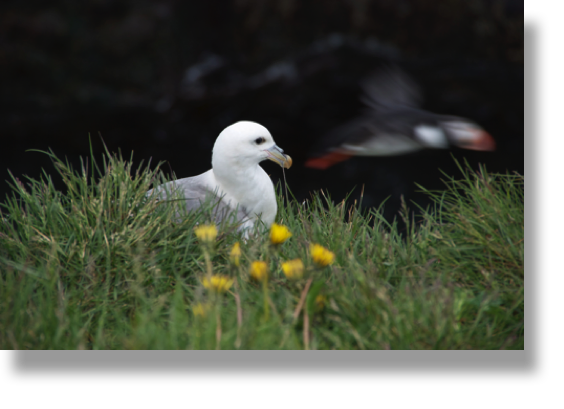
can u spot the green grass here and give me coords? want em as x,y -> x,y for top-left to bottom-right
0,149 -> 524,350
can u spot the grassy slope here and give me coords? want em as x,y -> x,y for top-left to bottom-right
0,151 -> 524,350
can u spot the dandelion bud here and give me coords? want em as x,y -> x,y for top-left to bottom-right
194,224 -> 217,243
202,275 -> 234,293
315,294 -> 327,310
192,302 -> 209,317
281,259 -> 304,280
310,243 -> 335,267
269,223 -> 292,245
250,261 -> 268,282
230,242 -> 241,266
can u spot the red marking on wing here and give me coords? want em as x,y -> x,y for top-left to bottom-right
304,152 -> 354,169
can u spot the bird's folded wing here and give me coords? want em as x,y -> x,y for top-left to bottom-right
147,175 -> 251,226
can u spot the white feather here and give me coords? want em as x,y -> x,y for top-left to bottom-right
414,125 -> 448,148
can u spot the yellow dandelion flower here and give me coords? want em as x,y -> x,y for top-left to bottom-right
315,294 -> 327,310
202,275 -> 234,293
230,242 -> 241,266
250,261 -> 268,282
281,259 -> 304,280
270,223 -> 292,245
310,243 -> 335,267
194,224 -> 217,243
192,302 -> 209,317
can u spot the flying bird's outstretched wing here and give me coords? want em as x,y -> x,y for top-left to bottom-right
359,65 -> 422,113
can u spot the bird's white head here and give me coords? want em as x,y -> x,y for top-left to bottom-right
212,121 -> 292,170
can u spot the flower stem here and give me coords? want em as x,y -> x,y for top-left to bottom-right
203,248 -> 213,279
262,277 -> 270,322
215,301 -> 222,350
303,303 -> 310,350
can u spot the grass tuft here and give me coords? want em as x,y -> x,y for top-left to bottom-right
0,151 -> 524,349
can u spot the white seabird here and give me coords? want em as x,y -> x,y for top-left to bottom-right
147,121 -> 292,232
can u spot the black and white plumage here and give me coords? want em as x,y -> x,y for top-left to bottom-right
147,121 -> 292,231
305,66 -> 495,169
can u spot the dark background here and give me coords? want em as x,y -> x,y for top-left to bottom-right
0,0 -> 523,221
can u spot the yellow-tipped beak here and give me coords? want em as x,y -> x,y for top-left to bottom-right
265,145 -> 292,169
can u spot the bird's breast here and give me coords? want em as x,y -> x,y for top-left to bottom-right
212,166 -> 277,226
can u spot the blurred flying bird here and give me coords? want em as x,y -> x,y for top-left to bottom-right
305,66 -> 495,169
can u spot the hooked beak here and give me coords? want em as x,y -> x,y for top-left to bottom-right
264,144 -> 293,169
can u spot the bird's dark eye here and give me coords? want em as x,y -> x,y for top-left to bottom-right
255,137 -> 266,145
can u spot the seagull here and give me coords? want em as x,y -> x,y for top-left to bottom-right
147,121 -> 292,232
305,66 -> 496,169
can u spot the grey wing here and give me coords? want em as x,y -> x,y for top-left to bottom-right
147,175 -> 214,213
147,175 -> 251,226
360,65 -> 422,113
